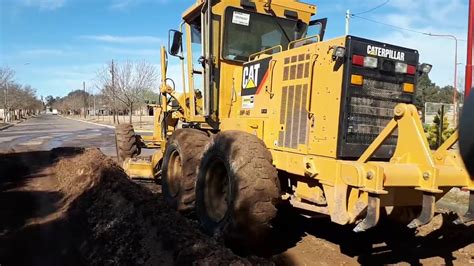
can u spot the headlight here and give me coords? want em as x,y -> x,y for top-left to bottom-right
332,46 -> 346,61
395,62 -> 407,73
363,56 -> 378,68
419,63 -> 433,74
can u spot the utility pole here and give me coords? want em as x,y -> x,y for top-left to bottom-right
345,10 -> 351,35
437,105 -> 445,148
4,82 -> 8,123
83,81 -> 87,118
111,59 -> 116,124
93,92 -> 96,117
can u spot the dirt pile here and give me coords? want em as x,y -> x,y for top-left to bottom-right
55,148 -> 268,265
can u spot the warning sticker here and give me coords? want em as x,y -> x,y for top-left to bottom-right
242,95 -> 254,109
232,11 -> 250,26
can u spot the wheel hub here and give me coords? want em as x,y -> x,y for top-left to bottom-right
204,158 -> 230,222
168,150 -> 182,197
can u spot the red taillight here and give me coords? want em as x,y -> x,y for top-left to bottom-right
407,65 -> 417,75
352,55 -> 364,66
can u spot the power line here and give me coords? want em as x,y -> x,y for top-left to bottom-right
352,14 -> 428,35
352,0 -> 390,16
351,14 -> 467,41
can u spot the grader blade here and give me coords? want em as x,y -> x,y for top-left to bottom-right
453,191 -> 474,225
407,193 -> 436,229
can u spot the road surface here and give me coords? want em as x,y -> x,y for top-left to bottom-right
0,115 -> 117,155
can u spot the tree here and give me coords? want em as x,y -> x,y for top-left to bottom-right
415,74 -> 462,117
97,60 -> 158,123
0,66 -> 16,122
0,67 -> 43,120
415,74 -> 436,109
45,95 -> 56,109
51,90 -> 91,115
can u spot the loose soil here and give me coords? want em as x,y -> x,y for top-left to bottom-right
0,148 -> 266,265
0,148 -> 472,265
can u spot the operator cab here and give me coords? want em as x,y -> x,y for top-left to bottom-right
167,0 -> 325,124
169,2 -> 327,63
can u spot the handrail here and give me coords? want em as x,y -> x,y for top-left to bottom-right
307,54 -> 318,115
249,45 -> 282,61
266,60 -> 277,98
288,34 -> 320,49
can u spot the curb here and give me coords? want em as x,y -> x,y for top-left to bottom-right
59,116 -> 153,133
0,124 -> 14,131
0,118 -> 27,131
60,115 -> 115,129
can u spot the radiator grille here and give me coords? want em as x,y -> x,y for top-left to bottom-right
346,78 -> 411,146
338,36 -> 419,159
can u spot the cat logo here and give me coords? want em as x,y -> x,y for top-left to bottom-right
241,57 -> 271,96
242,63 -> 260,89
367,45 -> 405,61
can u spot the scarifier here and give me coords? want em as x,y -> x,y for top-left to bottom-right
115,0 -> 473,241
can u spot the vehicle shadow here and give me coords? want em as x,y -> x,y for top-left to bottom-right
0,148 -> 85,265
260,202 -> 473,265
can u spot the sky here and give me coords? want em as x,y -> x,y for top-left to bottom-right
0,0 -> 470,98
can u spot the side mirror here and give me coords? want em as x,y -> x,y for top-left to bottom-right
168,30 -> 183,57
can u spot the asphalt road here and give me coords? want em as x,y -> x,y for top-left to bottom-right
0,115 -> 117,155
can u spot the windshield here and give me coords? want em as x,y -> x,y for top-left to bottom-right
223,8 -> 307,62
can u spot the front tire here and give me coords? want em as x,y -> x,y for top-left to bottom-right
196,131 -> 280,245
115,124 -> 140,165
162,129 -> 210,212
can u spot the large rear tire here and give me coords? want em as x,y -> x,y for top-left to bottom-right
196,131 -> 280,246
162,129 -> 210,212
115,124 -> 140,165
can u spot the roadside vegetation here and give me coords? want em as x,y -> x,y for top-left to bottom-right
48,60 -> 160,124
0,66 -> 44,123
415,74 -> 463,109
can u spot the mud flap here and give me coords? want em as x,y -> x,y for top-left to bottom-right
407,193 -> 435,228
353,194 -> 380,232
453,191 -> 474,225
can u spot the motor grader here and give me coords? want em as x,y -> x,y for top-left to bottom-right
115,0 -> 473,242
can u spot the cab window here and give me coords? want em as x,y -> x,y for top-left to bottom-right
222,8 -> 307,62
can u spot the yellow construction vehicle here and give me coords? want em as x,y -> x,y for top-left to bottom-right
115,0 -> 473,242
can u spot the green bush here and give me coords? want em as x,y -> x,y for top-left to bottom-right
425,109 -> 455,149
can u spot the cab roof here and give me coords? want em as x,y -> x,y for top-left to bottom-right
182,0 -> 316,23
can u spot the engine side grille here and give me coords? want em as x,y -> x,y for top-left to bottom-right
278,53 -> 310,149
